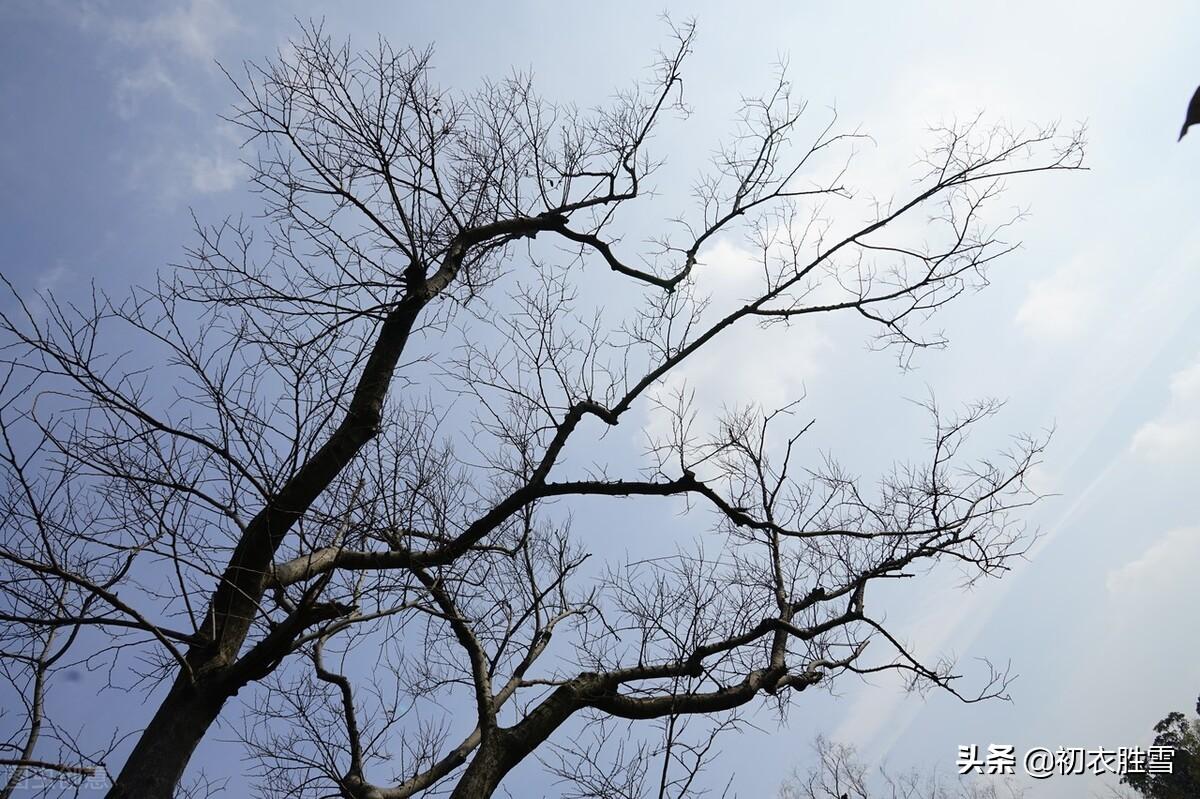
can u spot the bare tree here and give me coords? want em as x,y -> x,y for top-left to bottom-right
0,399 -> 115,798
0,20 -> 1085,799
779,737 -> 1027,799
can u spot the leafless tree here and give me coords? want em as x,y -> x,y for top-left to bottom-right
0,20 -> 1085,799
779,736 -> 1027,799
0,395 -> 114,798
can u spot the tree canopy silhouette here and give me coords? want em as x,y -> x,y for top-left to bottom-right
1123,694 -> 1200,799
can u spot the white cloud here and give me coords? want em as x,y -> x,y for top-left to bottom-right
74,0 -> 239,66
138,0 -> 239,64
1106,526 -> 1200,600
1014,255 -> 1109,340
189,153 -> 244,193
1129,420 -> 1200,462
67,1 -> 239,117
641,238 -> 832,450
1130,357 -> 1200,462
53,1 -> 247,199
113,58 -> 193,119
1168,360 -> 1200,403
1020,463 -> 1060,499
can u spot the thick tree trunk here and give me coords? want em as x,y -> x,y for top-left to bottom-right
447,684 -> 587,799
104,674 -> 228,799
447,744 -> 508,799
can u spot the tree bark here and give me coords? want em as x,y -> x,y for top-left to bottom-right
104,674 -> 227,798
447,744 -> 509,799
446,683 -> 584,799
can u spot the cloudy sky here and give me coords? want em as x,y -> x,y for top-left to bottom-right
2,2 -> 1198,796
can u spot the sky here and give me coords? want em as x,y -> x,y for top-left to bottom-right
1,1 -> 1199,797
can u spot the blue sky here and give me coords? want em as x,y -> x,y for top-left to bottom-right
2,2 -> 1199,796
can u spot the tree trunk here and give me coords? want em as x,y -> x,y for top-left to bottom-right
447,744 -> 508,799
104,674 -> 228,799
447,684 -> 586,799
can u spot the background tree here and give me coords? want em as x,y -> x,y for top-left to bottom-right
778,736 -> 1026,799
0,20 -> 1084,799
1122,694 -> 1200,799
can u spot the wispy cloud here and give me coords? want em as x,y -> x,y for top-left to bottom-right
113,57 -> 195,119
54,0 -> 248,199
1107,526 -> 1200,599
73,0 -> 239,66
1130,357 -> 1200,462
188,152 -> 245,194
640,238 -> 831,449
1014,254 -> 1111,340
70,0 -> 240,116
